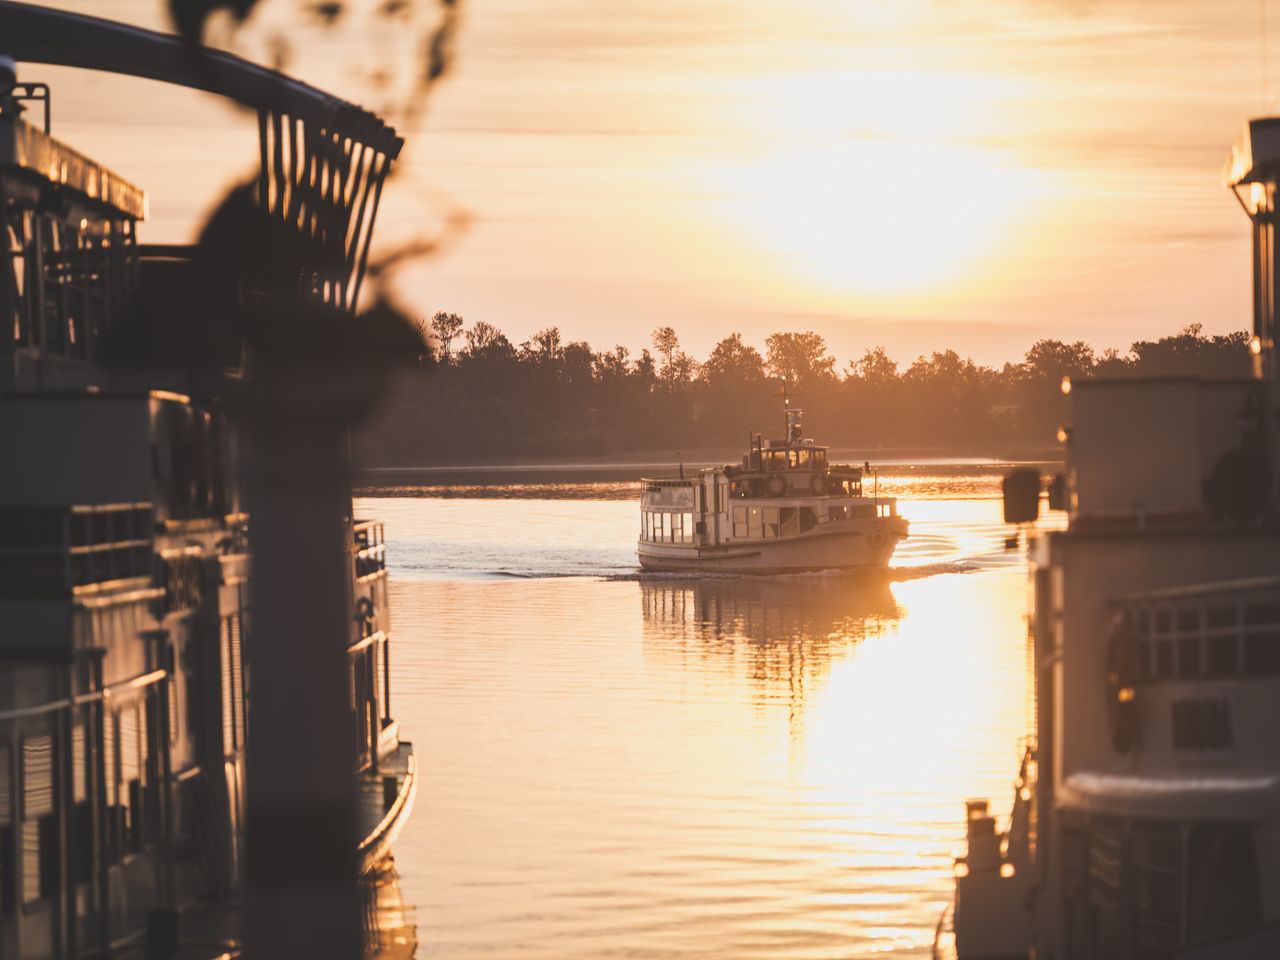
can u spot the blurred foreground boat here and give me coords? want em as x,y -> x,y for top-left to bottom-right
938,119 -> 1280,959
637,398 -> 907,573
0,6 -> 414,957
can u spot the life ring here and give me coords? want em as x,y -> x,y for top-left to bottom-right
765,475 -> 787,497
810,475 -> 825,496
869,531 -> 886,549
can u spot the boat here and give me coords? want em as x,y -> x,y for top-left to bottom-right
937,117 -> 1280,959
0,7 -> 415,957
637,397 -> 908,573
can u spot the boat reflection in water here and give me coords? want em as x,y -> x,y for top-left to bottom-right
374,496 -> 1036,958
364,862 -> 418,960
642,575 -> 899,666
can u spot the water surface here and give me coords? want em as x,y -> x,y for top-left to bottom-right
358,471 -> 1048,958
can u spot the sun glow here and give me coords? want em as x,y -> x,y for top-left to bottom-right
708,69 -> 1051,297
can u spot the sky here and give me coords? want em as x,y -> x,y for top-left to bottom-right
20,0 -> 1280,366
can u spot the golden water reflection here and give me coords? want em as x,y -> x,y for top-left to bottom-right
375,497 -> 1035,958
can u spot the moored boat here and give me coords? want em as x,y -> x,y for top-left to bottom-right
938,117 -> 1280,960
0,7 -> 416,957
637,400 -> 907,573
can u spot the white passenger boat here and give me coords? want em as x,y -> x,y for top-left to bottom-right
637,403 -> 908,573
937,118 -> 1280,960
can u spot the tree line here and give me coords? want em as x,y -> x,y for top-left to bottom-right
352,317 -> 1251,464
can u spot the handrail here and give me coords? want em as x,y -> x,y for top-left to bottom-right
0,666 -> 167,722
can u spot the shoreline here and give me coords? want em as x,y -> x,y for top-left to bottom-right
354,451 -> 1063,490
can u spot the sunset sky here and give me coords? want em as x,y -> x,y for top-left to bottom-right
25,0 -> 1278,365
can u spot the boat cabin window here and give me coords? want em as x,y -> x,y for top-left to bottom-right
763,507 -> 779,539
21,733 -> 57,904
765,450 -> 786,471
642,510 -> 694,544
728,505 -> 819,540
813,450 -> 827,469
788,449 -> 812,469
780,508 -> 798,538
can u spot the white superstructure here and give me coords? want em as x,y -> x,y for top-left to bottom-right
938,119 -> 1280,960
637,404 -> 907,573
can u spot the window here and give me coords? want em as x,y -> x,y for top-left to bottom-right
1153,642 -> 1173,679
747,506 -> 762,539
121,703 -> 142,853
799,508 -> 817,534
1244,631 -> 1280,674
104,711 -> 118,860
779,508 -> 798,538
796,449 -> 810,468
21,735 -> 56,903
763,507 -> 779,539
1207,605 -> 1237,629
1245,602 -> 1280,625
1176,638 -> 1201,678
1206,636 -> 1238,676
682,512 -> 694,544
732,506 -> 747,539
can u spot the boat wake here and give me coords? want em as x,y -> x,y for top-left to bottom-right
603,561 -> 978,583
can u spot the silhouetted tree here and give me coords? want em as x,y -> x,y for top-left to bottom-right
765,331 -> 836,388
352,318 -> 1253,464
431,311 -> 464,363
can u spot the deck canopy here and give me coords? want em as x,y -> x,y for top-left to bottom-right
0,1 -> 402,313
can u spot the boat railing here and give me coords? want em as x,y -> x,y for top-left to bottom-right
0,502 -> 154,595
1112,575 -> 1280,685
641,477 -> 698,492
1,115 -> 142,368
353,519 -> 386,578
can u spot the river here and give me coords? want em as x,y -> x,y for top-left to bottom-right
356,466 -> 1052,959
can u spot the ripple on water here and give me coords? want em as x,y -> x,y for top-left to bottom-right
357,485 -> 1059,959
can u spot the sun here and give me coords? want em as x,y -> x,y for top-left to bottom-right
705,69 -> 1050,298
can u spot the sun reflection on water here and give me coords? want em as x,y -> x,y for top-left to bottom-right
368,494 -> 1044,958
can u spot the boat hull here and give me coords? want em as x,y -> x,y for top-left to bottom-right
637,518 -> 907,574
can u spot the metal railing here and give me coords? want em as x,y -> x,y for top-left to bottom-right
0,502 -> 153,594
352,519 -> 386,579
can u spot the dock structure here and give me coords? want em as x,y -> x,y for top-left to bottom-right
0,5 -> 417,958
